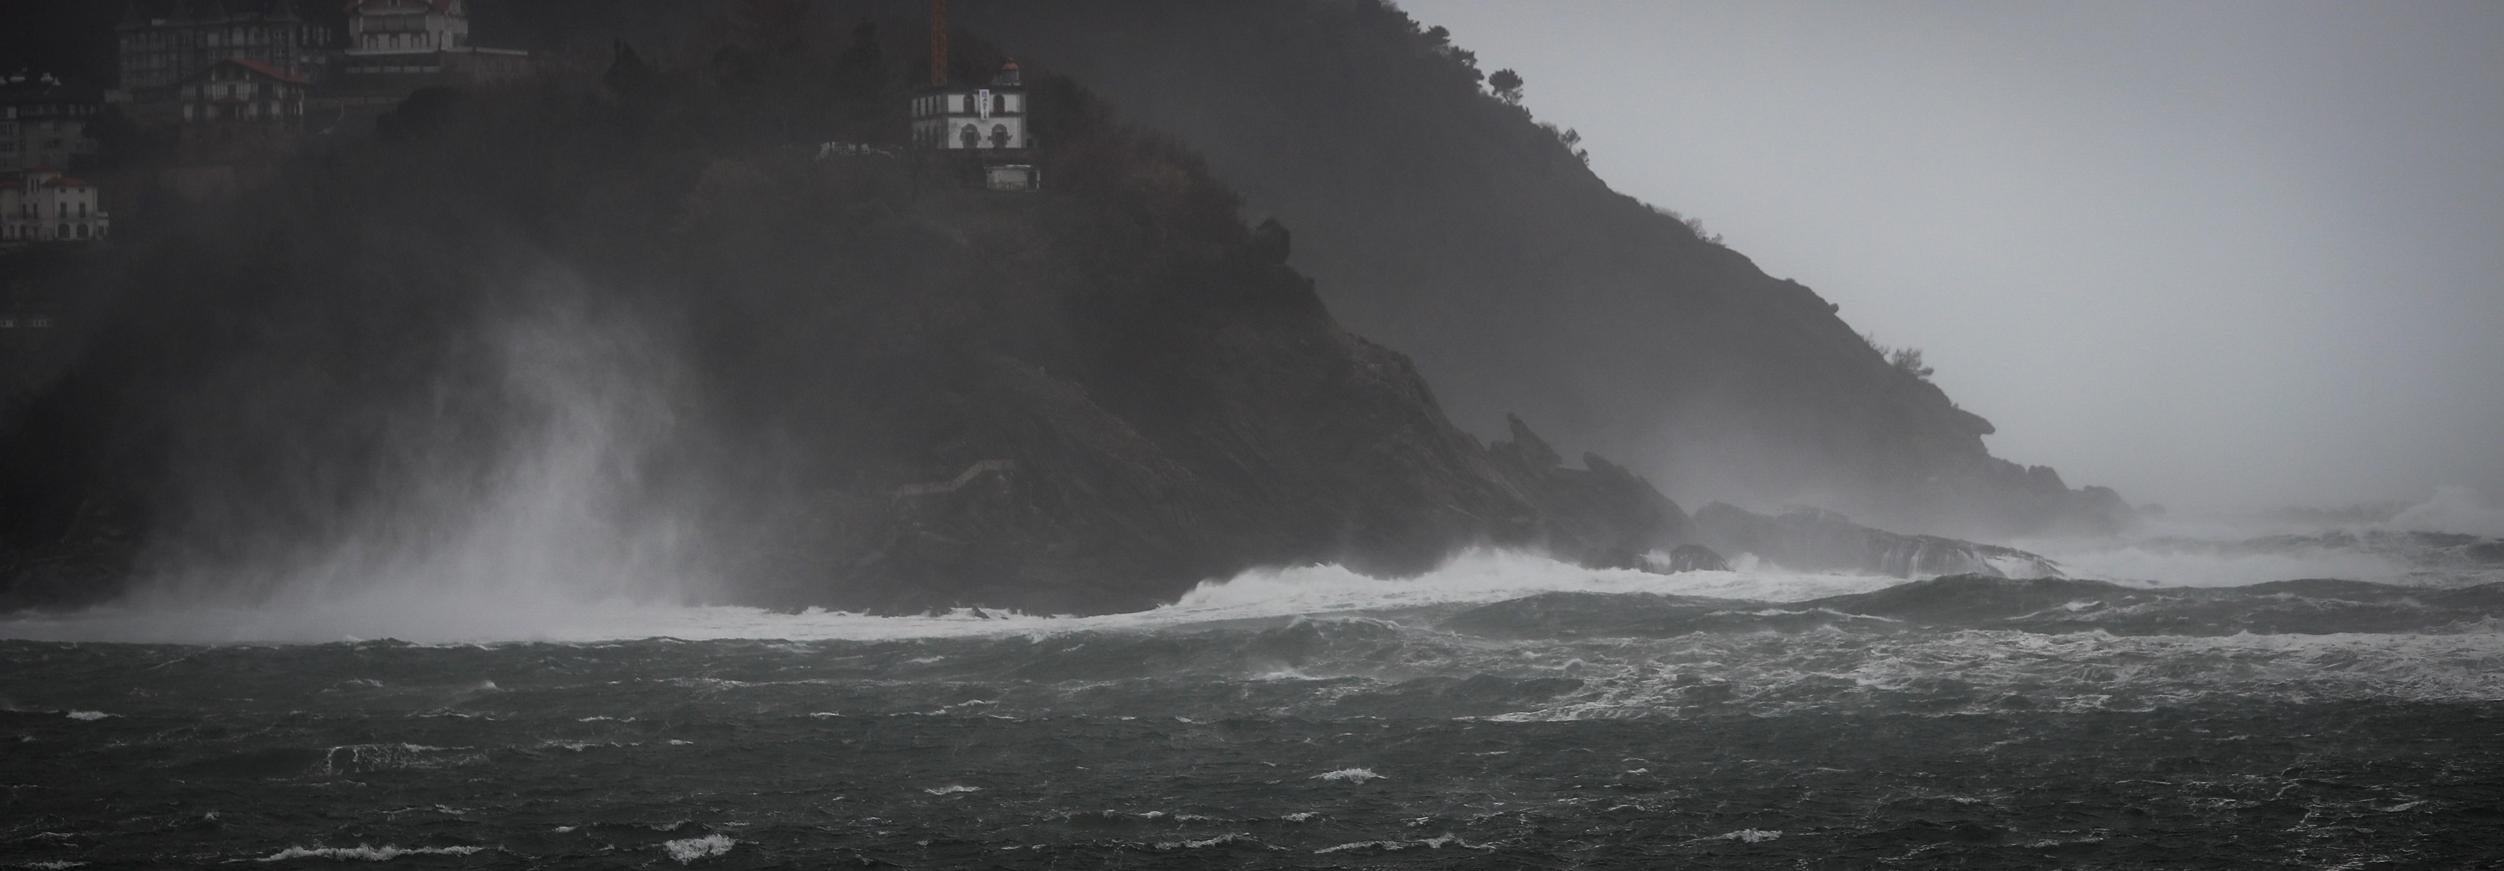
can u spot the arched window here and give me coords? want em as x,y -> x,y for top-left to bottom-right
990,124 -> 1010,149
73,223 -> 86,239
56,223 -> 69,239
959,124 -> 978,149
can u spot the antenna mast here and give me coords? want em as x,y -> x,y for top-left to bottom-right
929,0 -> 949,87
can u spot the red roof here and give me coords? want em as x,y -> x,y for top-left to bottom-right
40,176 -> 93,189
218,57 -> 310,86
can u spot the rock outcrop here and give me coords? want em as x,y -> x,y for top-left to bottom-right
1485,415 -> 1691,570
1692,503 -> 2063,579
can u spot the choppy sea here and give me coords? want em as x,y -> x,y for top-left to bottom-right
6,544 -> 2503,869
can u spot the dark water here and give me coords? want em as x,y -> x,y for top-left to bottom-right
7,575 -> 2504,868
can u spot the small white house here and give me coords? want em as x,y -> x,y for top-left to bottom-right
911,60 -> 1031,153
0,171 -> 110,244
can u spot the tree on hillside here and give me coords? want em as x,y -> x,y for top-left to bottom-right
1489,68 -> 1523,104
1889,347 -> 1935,381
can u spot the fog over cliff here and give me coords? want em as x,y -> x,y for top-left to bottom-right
1405,0 -> 2504,514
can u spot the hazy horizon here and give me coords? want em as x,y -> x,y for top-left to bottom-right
1404,0 -> 2504,514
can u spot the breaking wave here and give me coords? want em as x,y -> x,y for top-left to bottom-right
4,534 -> 2500,645
0,550 -> 1900,645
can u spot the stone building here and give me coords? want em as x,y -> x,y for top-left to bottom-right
1,172 -> 112,244
174,58 -> 308,164
0,76 -> 104,173
115,0 -> 330,95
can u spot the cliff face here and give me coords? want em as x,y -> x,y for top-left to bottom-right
925,0 -> 2132,540
0,34 -> 1703,614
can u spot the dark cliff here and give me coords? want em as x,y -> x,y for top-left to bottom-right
0,24 -> 1702,614
913,0 -> 2134,540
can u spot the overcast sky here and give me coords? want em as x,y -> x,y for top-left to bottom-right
1402,0 -> 2504,513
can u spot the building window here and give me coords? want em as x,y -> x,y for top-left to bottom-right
960,124 -> 978,149
990,124 -> 1010,149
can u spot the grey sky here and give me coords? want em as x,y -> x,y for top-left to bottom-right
1401,0 -> 2504,512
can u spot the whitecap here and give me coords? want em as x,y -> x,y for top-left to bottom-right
252,844 -> 483,862
1151,833 -> 1263,851
1313,768 -> 1385,784
924,785 -> 982,796
62,711 -> 115,721
660,834 -> 735,864
1315,834 -> 1486,854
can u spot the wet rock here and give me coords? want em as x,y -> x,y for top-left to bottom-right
1659,544 -> 1729,573
1690,503 -> 2060,578
1486,415 -> 1692,571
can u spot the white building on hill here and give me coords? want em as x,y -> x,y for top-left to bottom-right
910,60 -> 1037,190
341,0 -> 529,83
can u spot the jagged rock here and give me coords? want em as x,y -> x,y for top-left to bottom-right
1691,503 -> 2060,579
1491,413 -> 1561,471
1658,544 -> 1728,573
1486,416 -> 1690,570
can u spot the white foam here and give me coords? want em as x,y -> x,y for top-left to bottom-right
1315,834 -> 1486,853
923,784 -> 982,796
2386,486 -> 2504,537
1490,628 -> 2504,721
253,844 -> 483,862
2047,543 -> 2415,588
1151,833 -> 1262,851
0,550 -> 1900,645
62,711 -> 114,721
659,834 -> 734,864
1312,768 -> 1385,784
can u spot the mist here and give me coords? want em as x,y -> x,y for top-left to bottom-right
1403,0 -> 2504,514
118,280 -> 716,639
5,4 -> 2504,864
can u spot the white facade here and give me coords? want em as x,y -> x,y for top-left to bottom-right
1,172 -> 110,244
912,62 -> 1033,153
912,87 -> 1029,151
345,0 -> 470,56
